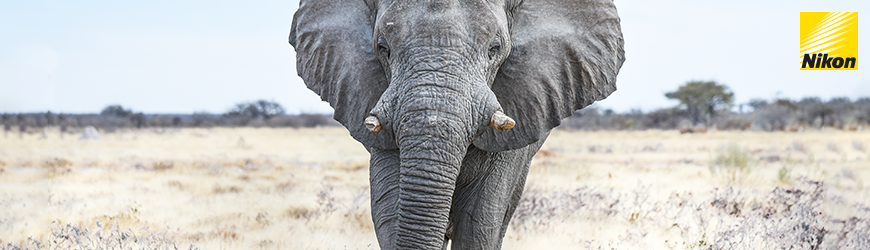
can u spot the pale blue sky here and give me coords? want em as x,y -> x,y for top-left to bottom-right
1,0 -> 868,114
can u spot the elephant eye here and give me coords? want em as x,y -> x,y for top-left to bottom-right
488,45 -> 500,59
377,43 -> 390,59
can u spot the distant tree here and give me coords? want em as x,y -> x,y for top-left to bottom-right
826,97 -> 853,128
773,99 -> 798,110
856,98 -> 870,124
563,106 -> 602,129
17,114 -> 26,136
36,113 -> 46,127
58,114 -> 68,136
130,112 -> 147,128
797,97 -> 831,127
225,100 -> 286,121
101,105 -> 133,117
192,112 -> 213,127
45,111 -> 56,126
665,80 -> 734,125
1,114 -> 10,136
296,113 -> 338,127
753,104 -> 792,131
642,107 -> 684,130
748,99 -> 769,111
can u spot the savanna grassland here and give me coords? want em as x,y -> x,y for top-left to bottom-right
1,127 -> 869,249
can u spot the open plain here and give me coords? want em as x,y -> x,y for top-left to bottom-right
1,127 -> 869,249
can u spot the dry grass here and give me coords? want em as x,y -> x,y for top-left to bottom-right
1,127 -> 869,249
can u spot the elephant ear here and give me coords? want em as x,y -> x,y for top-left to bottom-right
290,0 -> 396,149
474,0 -> 625,152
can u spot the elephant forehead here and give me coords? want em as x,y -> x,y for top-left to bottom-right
379,0 -> 502,45
426,115 -> 439,125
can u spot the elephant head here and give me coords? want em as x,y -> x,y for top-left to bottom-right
290,0 -> 624,248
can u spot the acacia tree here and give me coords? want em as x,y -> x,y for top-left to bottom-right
665,80 -> 734,125
225,100 -> 286,121
100,105 -> 133,117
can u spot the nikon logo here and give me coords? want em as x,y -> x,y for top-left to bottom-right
799,12 -> 858,70
801,53 -> 856,69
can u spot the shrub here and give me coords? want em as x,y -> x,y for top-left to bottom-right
0,221 -> 197,250
709,144 -> 752,184
510,179 -> 870,249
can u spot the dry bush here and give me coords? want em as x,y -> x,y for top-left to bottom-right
853,141 -> 866,152
286,207 -> 317,220
152,161 -> 174,171
510,179 -> 870,250
316,185 -> 338,219
41,158 -> 72,170
705,179 -> 870,250
211,185 -> 242,194
1,221 -> 197,250
512,184 -> 641,232
680,127 -> 708,134
789,141 -> 808,154
210,225 -> 239,241
342,190 -> 373,231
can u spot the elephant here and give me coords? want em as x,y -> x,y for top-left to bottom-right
289,0 -> 624,248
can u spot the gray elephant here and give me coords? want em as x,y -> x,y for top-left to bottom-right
289,0 -> 624,248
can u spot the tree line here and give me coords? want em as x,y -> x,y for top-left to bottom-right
560,81 -> 870,131
1,100 -> 338,135
3,83 -> 870,135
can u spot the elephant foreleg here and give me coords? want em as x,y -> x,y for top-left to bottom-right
448,136 -> 547,250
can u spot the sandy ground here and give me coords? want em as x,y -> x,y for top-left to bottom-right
0,127 -> 868,249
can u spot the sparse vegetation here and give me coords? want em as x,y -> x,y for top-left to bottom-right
777,165 -> 792,184
4,94 -> 870,133
709,144 -> 752,184
1,128 -> 867,249
558,93 -> 870,131
1,221 -> 196,250
0,111 -> 338,135
509,179 -> 870,249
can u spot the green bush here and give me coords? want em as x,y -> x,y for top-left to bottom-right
709,144 -> 752,184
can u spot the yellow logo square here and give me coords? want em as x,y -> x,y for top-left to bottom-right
800,12 -> 858,70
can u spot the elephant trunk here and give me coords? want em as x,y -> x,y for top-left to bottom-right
390,81 -> 477,249
396,129 -> 465,249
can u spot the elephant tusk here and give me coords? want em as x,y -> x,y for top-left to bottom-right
489,111 -> 515,132
365,116 -> 382,133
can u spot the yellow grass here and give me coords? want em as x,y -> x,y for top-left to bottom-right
0,127 -> 868,249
